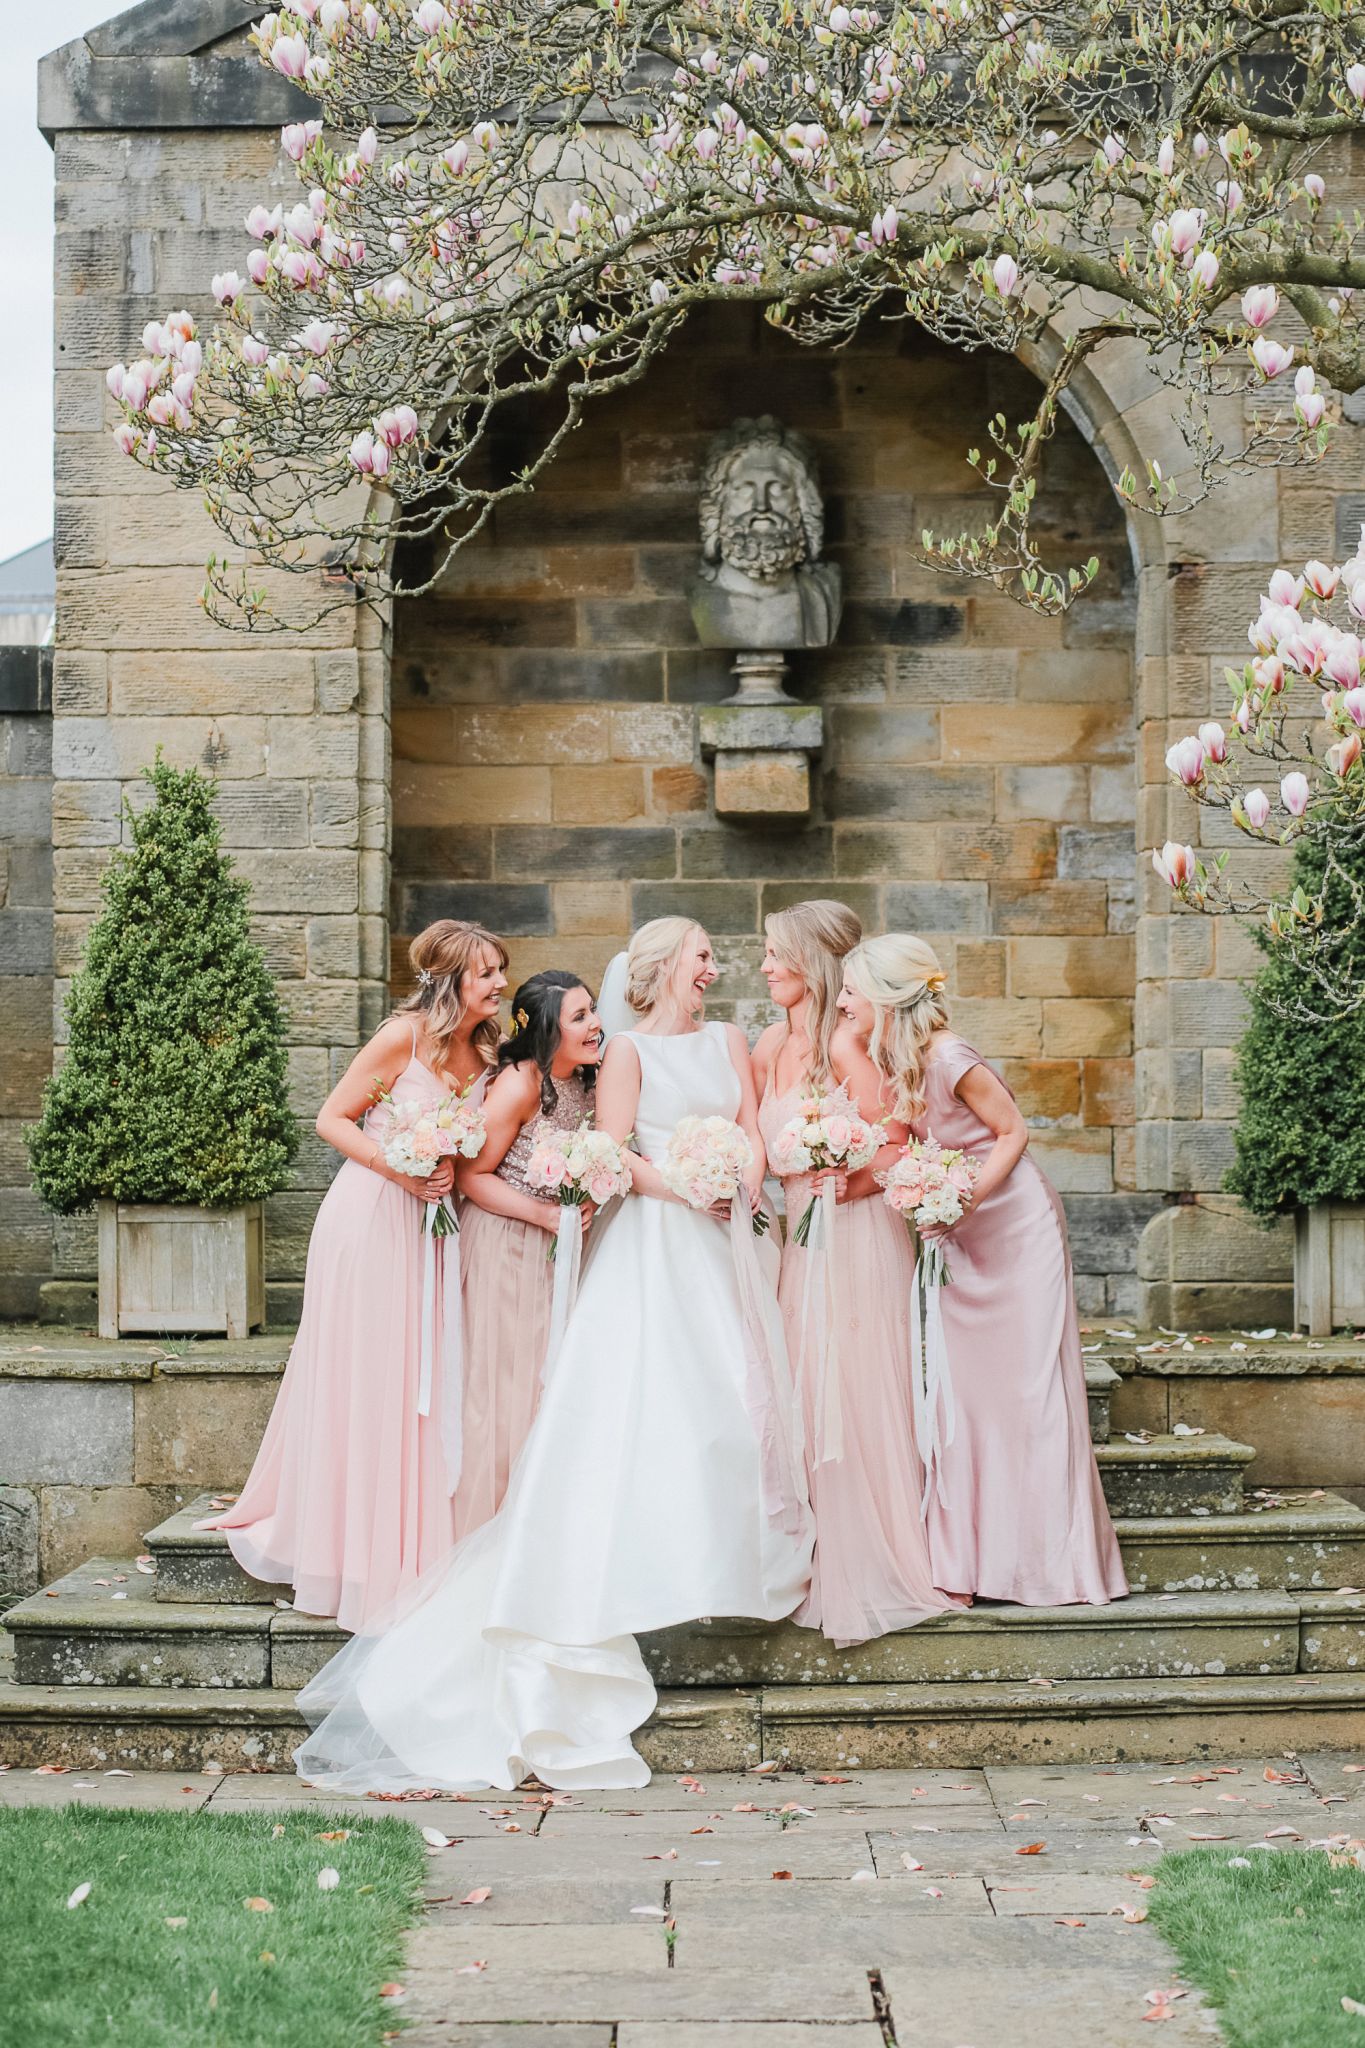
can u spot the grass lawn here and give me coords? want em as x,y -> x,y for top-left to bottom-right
1150,1847 -> 1365,2048
0,1803 -> 427,2047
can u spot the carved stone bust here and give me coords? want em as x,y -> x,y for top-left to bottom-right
688,416 -> 843,651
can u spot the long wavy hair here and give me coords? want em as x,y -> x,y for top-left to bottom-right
765,899 -> 863,1091
843,933 -> 951,1124
625,916 -> 705,1021
397,919 -> 508,1075
496,969 -> 598,1115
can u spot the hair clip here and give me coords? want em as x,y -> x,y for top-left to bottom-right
924,973 -> 946,991
416,966 -> 434,989
515,1007 -> 530,1031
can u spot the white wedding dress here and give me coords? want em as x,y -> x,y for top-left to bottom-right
294,1022 -> 812,1792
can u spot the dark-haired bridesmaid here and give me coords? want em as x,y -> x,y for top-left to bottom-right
454,969 -> 604,1540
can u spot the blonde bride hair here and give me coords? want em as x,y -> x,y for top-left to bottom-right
843,933 -> 950,1123
625,916 -> 705,1020
765,899 -> 863,1090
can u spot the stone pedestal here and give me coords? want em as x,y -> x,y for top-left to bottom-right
699,699 -> 823,819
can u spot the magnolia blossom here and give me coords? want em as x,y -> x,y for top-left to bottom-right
241,334 -> 271,366
1198,720 -> 1227,762
991,252 -> 1019,295
349,429 -> 391,475
871,205 -> 898,245
1166,735 -> 1206,785
414,0 -> 451,30
1251,336 -> 1294,379
246,204 -> 282,240
1328,732 -> 1363,777
1157,134 -> 1175,175
1347,62 -> 1365,102
1280,770 -> 1310,816
1305,559 -> 1340,600
269,33 -> 310,77
1340,685 -> 1365,725
443,140 -> 470,176
1152,841 -> 1196,886
374,404 -> 420,446
1190,249 -> 1220,290
1305,173 -> 1326,201
568,322 -> 600,348
212,271 -> 246,305
247,249 -> 271,286
281,119 -> 323,161
297,319 -> 338,355
1241,787 -> 1271,829
1241,284 -> 1279,328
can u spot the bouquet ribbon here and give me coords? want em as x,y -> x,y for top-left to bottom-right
798,1177 -> 846,1466
417,1197 -> 464,1497
730,1193 -> 807,1538
910,1240 -> 955,1514
540,1203 -> 584,1391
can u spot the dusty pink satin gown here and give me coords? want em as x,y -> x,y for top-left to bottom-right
202,1028 -> 479,1632
760,1073 -> 951,1648
914,1033 -> 1128,1607
454,1070 -> 594,1542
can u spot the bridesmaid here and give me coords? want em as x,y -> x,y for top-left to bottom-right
839,933 -> 1128,1609
454,969 -> 603,1541
753,900 -> 952,1647
203,918 -> 508,1631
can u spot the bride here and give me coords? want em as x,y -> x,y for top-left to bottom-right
294,916 -> 812,1792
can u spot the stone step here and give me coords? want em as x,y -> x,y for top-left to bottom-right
12,1561 -> 1365,1695
1085,1357 -> 1119,1444
1092,1433 -> 1254,1516
3,1666 -> 1364,1774
146,1499 -> 289,1606
1114,1492 -> 1365,1593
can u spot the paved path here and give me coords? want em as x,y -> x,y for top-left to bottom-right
5,1752 -> 1360,2043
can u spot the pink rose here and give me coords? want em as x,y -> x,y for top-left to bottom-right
824,1115 -> 852,1154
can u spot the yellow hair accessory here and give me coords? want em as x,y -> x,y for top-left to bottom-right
511,1006 -> 530,1034
923,973 -> 947,992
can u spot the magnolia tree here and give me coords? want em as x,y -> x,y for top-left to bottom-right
1156,527 -> 1365,1014
105,0 -> 1365,627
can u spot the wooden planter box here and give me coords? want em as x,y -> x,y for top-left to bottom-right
1295,1203 -> 1365,1336
97,1202 -> 265,1340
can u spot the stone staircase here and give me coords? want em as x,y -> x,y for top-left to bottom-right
4,1363 -> 1365,1773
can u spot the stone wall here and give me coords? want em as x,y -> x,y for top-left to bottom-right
390,309 -> 1153,1312
0,646 -> 54,1318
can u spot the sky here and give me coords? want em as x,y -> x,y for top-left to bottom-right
0,4 -> 129,566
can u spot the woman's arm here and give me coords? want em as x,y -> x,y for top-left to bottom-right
822,1026 -> 910,1204
456,1063 -> 559,1231
723,1022 -> 768,1203
315,1018 -> 454,1202
922,1061 -> 1029,1235
596,1035 -> 676,1203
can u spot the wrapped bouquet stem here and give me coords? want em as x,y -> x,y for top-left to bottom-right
880,1137 -> 981,1512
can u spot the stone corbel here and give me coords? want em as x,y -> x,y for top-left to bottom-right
699,679 -> 824,817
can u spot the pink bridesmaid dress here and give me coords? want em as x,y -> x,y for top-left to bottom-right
203,1025 -> 475,1632
760,1074 -> 951,1647
453,1070 -> 594,1542
914,1033 -> 1128,1607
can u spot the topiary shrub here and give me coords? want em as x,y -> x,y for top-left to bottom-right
1225,830 -> 1365,1221
27,758 -> 298,1213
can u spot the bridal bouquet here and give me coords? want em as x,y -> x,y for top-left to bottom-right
768,1091 -> 886,1246
879,1136 -> 980,1285
373,1083 -> 486,1237
527,1118 -> 633,1260
880,1136 -> 980,1508
661,1116 -> 768,1233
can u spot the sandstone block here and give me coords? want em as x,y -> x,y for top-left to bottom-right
53,715 -> 266,782
760,881 -> 880,928
954,940 -> 1007,997
612,707 -> 696,765
497,825 -> 676,882
52,847 -> 111,913
1041,998 -> 1133,1057
1016,650 -> 1132,702
1135,1047 -> 1204,1121
943,703 -> 1130,766
949,997 -> 1043,1056
651,767 -> 709,815
888,648 -> 1018,702
1028,1128 -> 1114,1192
394,762 -> 552,826
552,765 -> 647,824
0,909 -> 53,976
266,715 -> 359,781
885,881 -> 988,934
1202,1046 -> 1240,1119
824,766 -> 992,822
939,824 -> 1057,882
995,766 -> 1089,823
315,651 -> 360,712
827,707 -> 939,764
110,652 -> 314,718
211,784 -> 309,849
1062,1192 -> 1164,1273
51,779 -> 121,848
554,881 -> 631,935
306,917 -> 361,981
991,882 -> 1108,936
310,782 -> 362,848
1138,1118 -> 1238,1193
1166,977 -> 1248,1049
133,1376 -> 277,1488
232,850 -> 358,915
0,1486 -> 38,1599
999,1058 -> 1081,1122
833,824 -> 938,879
38,1484 -> 179,1587
1089,765 -> 1137,824
1136,1197 -> 1291,1284
715,752 -> 811,816
632,881 -> 760,933
401,881 -> 552,936
454,706 -> 610,766
249,918 -> 306,980
51,652 -> 108,716
1082,1058 -> 1135,1126
1057,826 -> 1134,882
0,1380 -> 134,1485
1009,936 -> 1134,999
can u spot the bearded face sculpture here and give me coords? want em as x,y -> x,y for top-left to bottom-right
689,417 -> 842,652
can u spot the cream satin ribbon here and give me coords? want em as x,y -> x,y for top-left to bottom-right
730,1193 -> 808,1538
417,1197 -> 465,1497
910,1242 -> 956,1514
539,1203 -> 585,1391
797,1177 -> 846,1466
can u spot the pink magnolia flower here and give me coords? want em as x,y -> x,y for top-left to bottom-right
212,271 -> 246,305
1102,133 -> 1124,166
1192,131 -> 1210,159
568,321 -> 600,348
1216,177 -> 1244,214
349,430 -> 390,476
1328,733 -> 1363,777
443,140 -> 469,176
320,0 -> 350,30
992,252 -> 1019,295
304,53 -> 331,85
1198,721 -> 1227,762
1241,787 -> 1271,829
1347,62 -> 1365,103
1241,284 -> 1279,328
1167,207 -> 1205,254
1340,685 -> 1365,726
1268,569 -> 1305,610
1287,618 -> 1335,676
1280,771 -> 1310,816
414,0 -> 451,32
471,120 -> 499,149
1306,559 -> 1341,601
281,119 -> 323,161
112,421 -> 140,455
280,248 -> 322,288
1152,842 -> 1197,887
1157,134 -> 1175,176
357,126 -> 379,166
1165,735 -> 1206,785
871,205 -> 898,245
241,335 -> 270,366
297,319 -> 337,355
1297,390 -> 1326,430
648,277 -> 670,307
106,363 -> 125,398
375,404 -> 420,446
1251,336 -> 1294,379
247,249 -> 271,285
362,2 -> 380,33
1305,173 -> 1326,201
269,33 -> 310,77
1253,654 -> 1285,694
694,127 -> 720,161
246,204 -> 282,240
1190,249 -> 1220,291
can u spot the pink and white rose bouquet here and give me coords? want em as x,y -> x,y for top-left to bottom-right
660,1115 -> 767,1231
880,1136 -> 980,1286
373,1081 -> 486,1236
527,1117 -> 633,1259
769,1089 -> 886,1246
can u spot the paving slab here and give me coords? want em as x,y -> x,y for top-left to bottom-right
409,1825 -> 880,1882
401,1963 -> 877,2025
984,1873 -> 1166,1916
423,1879 -> 669,1926
870,1824 -> 1168,1879
0,1766 -> 220,1809
406,1923 -> 669,1973
666,1874 -> 993,1917
402,2032 -> 612,2048
880,1953 -> 1214,2046
618,2030 -> 885,2047
1301,1749 -> 1365,1802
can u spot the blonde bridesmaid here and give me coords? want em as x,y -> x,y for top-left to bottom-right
453,969 -> 603,1540
753,901 -> 952,1647
839,934 -> 1128,1609
202,920 -> 508,1631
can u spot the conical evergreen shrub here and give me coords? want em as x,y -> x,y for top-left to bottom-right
1225,830 -> 1365,1221
27,758 -> 299,1212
